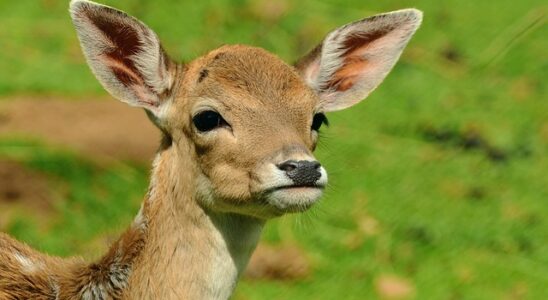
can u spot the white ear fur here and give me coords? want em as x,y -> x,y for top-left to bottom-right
70,0 -> 175,116
296,9 -> 422,112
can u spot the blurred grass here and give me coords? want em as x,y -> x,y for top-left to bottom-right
0,0 -> 547,299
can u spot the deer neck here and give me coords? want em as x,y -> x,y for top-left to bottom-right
124,141 -> 264,299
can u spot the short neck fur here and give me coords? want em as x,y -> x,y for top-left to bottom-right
120,139 -> 264,299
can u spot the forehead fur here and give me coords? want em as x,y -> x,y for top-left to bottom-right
188,45 -> 317,108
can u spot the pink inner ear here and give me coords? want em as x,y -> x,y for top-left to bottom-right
87,9 -> 146,87
341,29 -> 389,55
107,54 -> 142,88
326,29 -> 391,92
330,57 -> 369,91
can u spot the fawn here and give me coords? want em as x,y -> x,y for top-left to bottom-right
0,0 -> 421,299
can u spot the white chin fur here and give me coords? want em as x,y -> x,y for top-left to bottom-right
265,187 -> 323,213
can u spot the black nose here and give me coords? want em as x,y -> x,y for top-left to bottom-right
277,160 -> 322,186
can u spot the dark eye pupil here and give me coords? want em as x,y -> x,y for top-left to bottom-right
193,111 -> 225,132
311,113 -> 328,131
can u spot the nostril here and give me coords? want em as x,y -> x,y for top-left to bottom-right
277,160 -> 298,172
278,160 -> 322,186
278,160 -> 321,172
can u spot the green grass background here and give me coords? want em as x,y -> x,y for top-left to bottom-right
0,0 -> 547,299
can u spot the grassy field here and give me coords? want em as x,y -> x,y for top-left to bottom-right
0,0 -> 547,299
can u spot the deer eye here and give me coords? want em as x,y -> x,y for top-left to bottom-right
193,110 -> 228,132
311,113 -> 328,132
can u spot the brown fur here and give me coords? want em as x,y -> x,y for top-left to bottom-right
0,1 -> 421,298
0,46 -> 317,300
0,224 -> 145,299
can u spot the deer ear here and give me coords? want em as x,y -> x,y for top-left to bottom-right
295,9 -> 422,112
70,0 -> 175,116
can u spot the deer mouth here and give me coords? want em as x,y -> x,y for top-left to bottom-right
262,184 -> 325,213
269,183 -> 325,192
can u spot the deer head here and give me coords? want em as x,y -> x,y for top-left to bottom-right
70,0 -> 422,220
